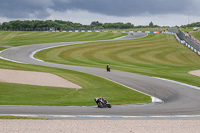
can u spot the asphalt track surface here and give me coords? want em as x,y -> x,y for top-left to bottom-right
1,33 -> 200,119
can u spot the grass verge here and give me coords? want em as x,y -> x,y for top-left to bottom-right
0,116 -> 46,120
191,30 -> 200,41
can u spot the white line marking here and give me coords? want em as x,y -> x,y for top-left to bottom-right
1,114 -> 200,118
0,51 -> 27,64
152,77 -> 200,90
29,44 -> 70,61
89,75 -> 163,104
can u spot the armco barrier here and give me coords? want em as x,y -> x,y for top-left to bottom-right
163,31 -> 200,56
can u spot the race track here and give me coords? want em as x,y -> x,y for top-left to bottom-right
1,33 -> 200,119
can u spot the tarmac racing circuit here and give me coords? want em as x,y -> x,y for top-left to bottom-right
1,33 -> 200,119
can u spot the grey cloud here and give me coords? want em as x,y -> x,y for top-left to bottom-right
53,0 -> 198,16
0,0 -> 199,19
0,0 -> 52,18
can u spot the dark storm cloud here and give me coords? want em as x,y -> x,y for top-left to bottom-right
0,0 -> 52,18
53,0 -> 199,16
0,0 -> 199,19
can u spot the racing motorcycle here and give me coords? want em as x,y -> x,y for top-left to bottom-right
94,97 -> 112,108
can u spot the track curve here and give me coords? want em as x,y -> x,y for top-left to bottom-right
1,33 -> 200,118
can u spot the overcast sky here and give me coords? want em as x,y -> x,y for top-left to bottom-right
0,0 -> 200,26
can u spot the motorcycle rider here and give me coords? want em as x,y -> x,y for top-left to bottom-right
106,64 -> 110,72
94,97 -> 107,104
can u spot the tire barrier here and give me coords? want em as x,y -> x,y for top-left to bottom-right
49,30 -> 160,33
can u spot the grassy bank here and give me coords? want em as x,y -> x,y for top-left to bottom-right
35,33 -> 200,87
0,31 -> 127,46
180,28 -> 194,32
191,30 -> 200,41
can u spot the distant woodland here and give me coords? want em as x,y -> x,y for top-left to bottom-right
0,20 -> 160,31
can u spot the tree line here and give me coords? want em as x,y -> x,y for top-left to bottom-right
0,20 -> 159,31
180,22 -> 200,28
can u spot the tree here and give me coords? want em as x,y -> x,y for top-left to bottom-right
90,21 -> 103,27
149,21 -> 154,27
2,22 -> 11,30
121,22 -> 134,29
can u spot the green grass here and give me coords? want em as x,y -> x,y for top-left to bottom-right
35,33 -> 200,88
191,30 -> 200,40
0,31 -> 127,46
180,27 -> 194,32
0,47 -> 7,51
0,32 -> 151,106
0,116 -> 46,119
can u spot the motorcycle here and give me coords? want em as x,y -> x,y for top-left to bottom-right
94,98 -> 112,108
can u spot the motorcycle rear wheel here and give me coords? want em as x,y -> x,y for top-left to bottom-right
107,104 -> 112,108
